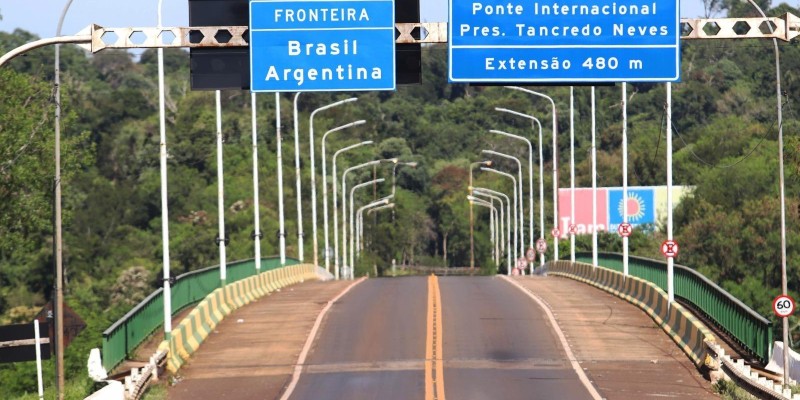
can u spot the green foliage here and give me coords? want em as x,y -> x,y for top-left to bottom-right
4,5 -> 800,394
712,379 -> 756,400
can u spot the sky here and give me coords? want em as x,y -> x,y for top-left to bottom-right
0,0 -> 708,40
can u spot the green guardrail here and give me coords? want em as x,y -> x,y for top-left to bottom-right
575,252 -> 772,364
101,256 -> 300,372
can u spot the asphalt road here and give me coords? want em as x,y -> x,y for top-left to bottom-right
288,276 -> 428,400
288,276 -> 595,400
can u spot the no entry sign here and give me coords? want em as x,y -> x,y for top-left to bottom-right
536,238 -> 547,254
526,247 -> 536,261
660,239 -> 678,258
617,222 -> 632,237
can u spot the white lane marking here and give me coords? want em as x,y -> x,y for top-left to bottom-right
500,275 -> 604,400
280,277 -> 368,400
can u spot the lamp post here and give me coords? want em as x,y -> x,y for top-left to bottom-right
505,86 -> 559,261
492,112 -> 537,272
469,160 -> 492,269
55,2 -> 75,396
392,161 -> 418,221
331,140 -> 373,279
274,93 -> 284,265
310,98 -> 358,269
472,190 -> 506,269
480,167 -> 519,264
569,87 -> 576,263
362,202 -> 394,253
342,159 -> 397,277
473,187 -> 511,274
323,120 -> 366,275
467,195 -> 500,269
292,93 -> 304,261
350,178 -> 385,277
482,149 -> 524,261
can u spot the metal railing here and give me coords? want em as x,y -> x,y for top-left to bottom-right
101,256 -> 299,372
575,252 -> 772,364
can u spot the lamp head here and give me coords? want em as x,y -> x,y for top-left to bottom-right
406,162 -> 418,167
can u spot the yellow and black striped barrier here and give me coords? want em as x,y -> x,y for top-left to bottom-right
165,264 -> 318,373
548,260 -> 714,368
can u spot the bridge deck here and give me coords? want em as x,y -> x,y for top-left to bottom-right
165,276 -> 718,399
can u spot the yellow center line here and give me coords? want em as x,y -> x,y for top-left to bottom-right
425,274 -> 446,400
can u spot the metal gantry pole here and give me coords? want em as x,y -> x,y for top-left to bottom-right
216,91 -> 228,283
275,93 -> 286,265
569,87 -> 576,263
292,93 -> 304,262
251,93 -> 262,271
156,0 -> 172,340
54,2 -> 74,397
622,83 -> 629,277
591,87 -> 598,268
311,98 -> 358,270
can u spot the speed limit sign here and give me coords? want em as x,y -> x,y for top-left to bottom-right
773,295 -> 796,318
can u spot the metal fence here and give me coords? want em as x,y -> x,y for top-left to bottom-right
575,252 -> 772,364
101,256 -> 299,372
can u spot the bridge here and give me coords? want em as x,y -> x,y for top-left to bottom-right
2,1 -> 800,399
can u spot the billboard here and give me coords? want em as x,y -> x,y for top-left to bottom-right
557,186 -> 692,238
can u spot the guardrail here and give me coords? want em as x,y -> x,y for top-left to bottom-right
575,252 -> 772,364
101,256 -> 299,372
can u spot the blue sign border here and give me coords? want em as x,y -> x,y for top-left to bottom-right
447,0 -> 680,83
249,0 -> 396,92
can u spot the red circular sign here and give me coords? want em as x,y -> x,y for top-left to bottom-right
536,238 -> 547,254
526,247 -> 536,261
569,224 -> 578,234
773,295 -> 796,318
516,257 -> 528,269
660,240 -> 679,258
617,222 -> 633,238
551,228 -> 561,238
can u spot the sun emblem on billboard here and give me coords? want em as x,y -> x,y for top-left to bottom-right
618,193 -> 646,222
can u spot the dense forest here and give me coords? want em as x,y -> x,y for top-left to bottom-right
5,2 -> 800,397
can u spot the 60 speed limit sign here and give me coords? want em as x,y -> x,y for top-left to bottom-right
772,295 -> 796,318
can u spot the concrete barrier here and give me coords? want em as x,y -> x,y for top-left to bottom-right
547,260 -> 715,368
166,264 -> 319,373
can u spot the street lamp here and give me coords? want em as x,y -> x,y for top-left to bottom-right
469,160 -> 492,269
492,111 -> 538,271
323,120 -> 366,274
392,161 -> 418,221
467,195 -> 500,270
480,167 -> 519,264
362,201 -> 394,254
350,178 -> 386,277
341,158 -> 397,278
292,93 -> 304,262
309,97 -> 357,268
482,149 -> 524,261
505,86 -> 560,261
472,190 -> 506,269
331,140 -> 373,279
473,187 -> 511,274
358,200 -> 393,255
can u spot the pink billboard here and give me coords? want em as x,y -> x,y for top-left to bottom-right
557,188 -> 608,238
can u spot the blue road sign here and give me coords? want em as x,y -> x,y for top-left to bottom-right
448,0 -> 680,83
250,0 -> 396,92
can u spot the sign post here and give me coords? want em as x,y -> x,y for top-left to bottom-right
448,0 -> 679,83
250,0 -> 396,92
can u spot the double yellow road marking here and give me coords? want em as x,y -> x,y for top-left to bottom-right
425,275 -> 446,400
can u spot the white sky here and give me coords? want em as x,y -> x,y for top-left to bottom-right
0,0 -> 708,39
